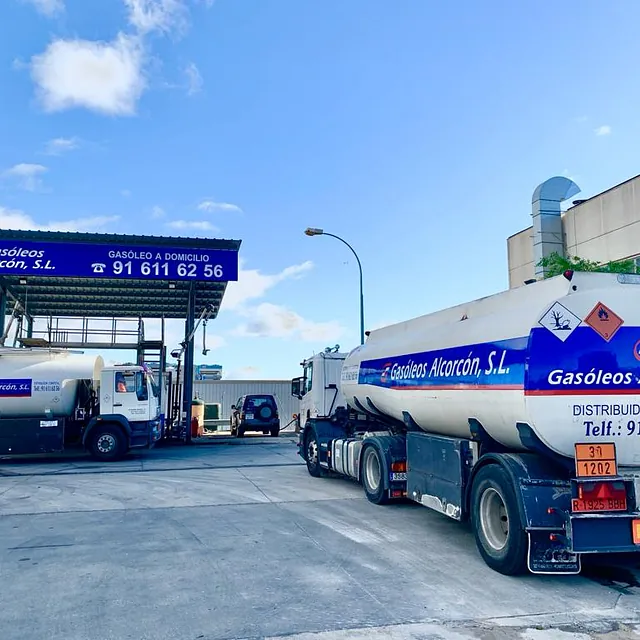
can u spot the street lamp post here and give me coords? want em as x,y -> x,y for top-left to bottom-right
304,227 -> 365,345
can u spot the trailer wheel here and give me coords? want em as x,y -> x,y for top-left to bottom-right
89,424 -> 126,462
304,428 -> 326,478
471,465 -> 527,575
362,446 -> 389,505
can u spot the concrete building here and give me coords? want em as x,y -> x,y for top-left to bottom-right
507,173 -> 640,288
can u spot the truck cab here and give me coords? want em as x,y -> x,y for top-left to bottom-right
291,349 -> 347,428
85,365 -> 162,458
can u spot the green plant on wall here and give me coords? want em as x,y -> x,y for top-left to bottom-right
537,252 -> 636,278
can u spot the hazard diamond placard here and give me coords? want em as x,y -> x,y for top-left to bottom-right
584,302 -> 623,342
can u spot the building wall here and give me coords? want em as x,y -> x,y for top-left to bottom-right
507,227 -> 535,288
507,174 -> 640,288
192,379 -> 298,424
563,176 -> 640,263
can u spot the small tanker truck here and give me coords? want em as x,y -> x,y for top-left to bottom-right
0,347 -> 161,461
292,271 -> 640,575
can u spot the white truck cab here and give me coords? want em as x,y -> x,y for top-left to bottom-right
291,349 -> 347,427
101,365 -> 159,423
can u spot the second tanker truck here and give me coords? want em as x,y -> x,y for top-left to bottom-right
0,347 -> 162,461
292,270 -> 640,575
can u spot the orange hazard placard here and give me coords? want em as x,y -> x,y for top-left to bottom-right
584,302 -> 623,342
575,442 -> 618,478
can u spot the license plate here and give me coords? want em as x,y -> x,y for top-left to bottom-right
245,413 -> 254,420
390,472 -> 407,481
571,497 -> 627,512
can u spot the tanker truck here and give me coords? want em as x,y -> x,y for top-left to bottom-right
292,270 -> 640,575
0,347 -> 161,461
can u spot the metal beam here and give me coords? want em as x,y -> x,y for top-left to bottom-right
183,284 -> 196,444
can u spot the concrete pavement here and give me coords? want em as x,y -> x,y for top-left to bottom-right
1,437 -> 640,639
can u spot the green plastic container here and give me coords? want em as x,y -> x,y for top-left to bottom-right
204,403 -> 221,420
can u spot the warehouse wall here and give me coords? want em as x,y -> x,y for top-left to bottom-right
507,174 -> 640,288
192,379 -> 298,425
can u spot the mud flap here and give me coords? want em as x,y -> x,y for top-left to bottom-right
527,530 -> 581,574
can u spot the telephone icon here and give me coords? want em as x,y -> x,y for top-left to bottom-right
91,263 -> 106,274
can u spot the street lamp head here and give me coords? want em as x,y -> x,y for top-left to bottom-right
304,227 -> 324,237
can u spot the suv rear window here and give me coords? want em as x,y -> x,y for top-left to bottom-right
244,396 -> 276,410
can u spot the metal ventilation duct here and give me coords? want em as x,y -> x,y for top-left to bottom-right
531,176 -> 580,278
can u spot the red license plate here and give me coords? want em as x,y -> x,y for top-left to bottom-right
572,497 -> 627,512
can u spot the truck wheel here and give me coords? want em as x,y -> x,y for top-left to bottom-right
237,426 -> 245,438
471,465 -> 527,575
270,426 -> 280,437
304,429 -> 326,478
89,424 -> 126,462
361,446 -> 389,505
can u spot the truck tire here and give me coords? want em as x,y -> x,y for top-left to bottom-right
89,424 -> 126,462
471,464 -> 527,575
361,446 -> 389,505
270,425 -> 280,437
304,428 -> 326,477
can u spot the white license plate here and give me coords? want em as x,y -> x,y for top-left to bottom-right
390,472 -> 407,481
245,413 -> 254,420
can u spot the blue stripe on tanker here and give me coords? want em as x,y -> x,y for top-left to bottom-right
357,327 -> 640,396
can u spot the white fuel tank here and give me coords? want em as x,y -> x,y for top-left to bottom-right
341,272 -> 640,467
0,348 -> 103,418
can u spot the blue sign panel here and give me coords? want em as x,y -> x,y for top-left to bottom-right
0,240 -> 238,282
0,379 -> 32,398
359,337 -> 528,390
525,326 -> 640,395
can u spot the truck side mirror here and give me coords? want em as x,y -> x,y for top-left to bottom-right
291,378 -> 303,399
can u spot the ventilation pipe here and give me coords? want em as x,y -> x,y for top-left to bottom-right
531,176 -> 581,278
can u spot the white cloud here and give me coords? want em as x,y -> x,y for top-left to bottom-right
124,0 -> 189,35
0,206 -> 119,232
185,62 -> 203,95
197,199 -> 242,213
20,0 -> 64,17
121,189 -> 132,197
44,136 -> 79,155
151,205 -> 166,219
165,219 -> 218,233
3,163 -> 48,191
30,34 -> 145,116
222,260 -> 313,311
234,302 -> 345,342
595,125 -> 611,136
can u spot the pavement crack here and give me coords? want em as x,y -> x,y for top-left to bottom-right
235,467 -> 273,503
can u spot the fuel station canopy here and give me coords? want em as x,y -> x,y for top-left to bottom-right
0,229 -> 241,319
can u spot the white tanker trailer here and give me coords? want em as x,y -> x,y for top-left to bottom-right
0,348 -> 161,461
293,270 -> 640,575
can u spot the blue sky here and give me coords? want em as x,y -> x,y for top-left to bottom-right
0,0 -> 639,379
